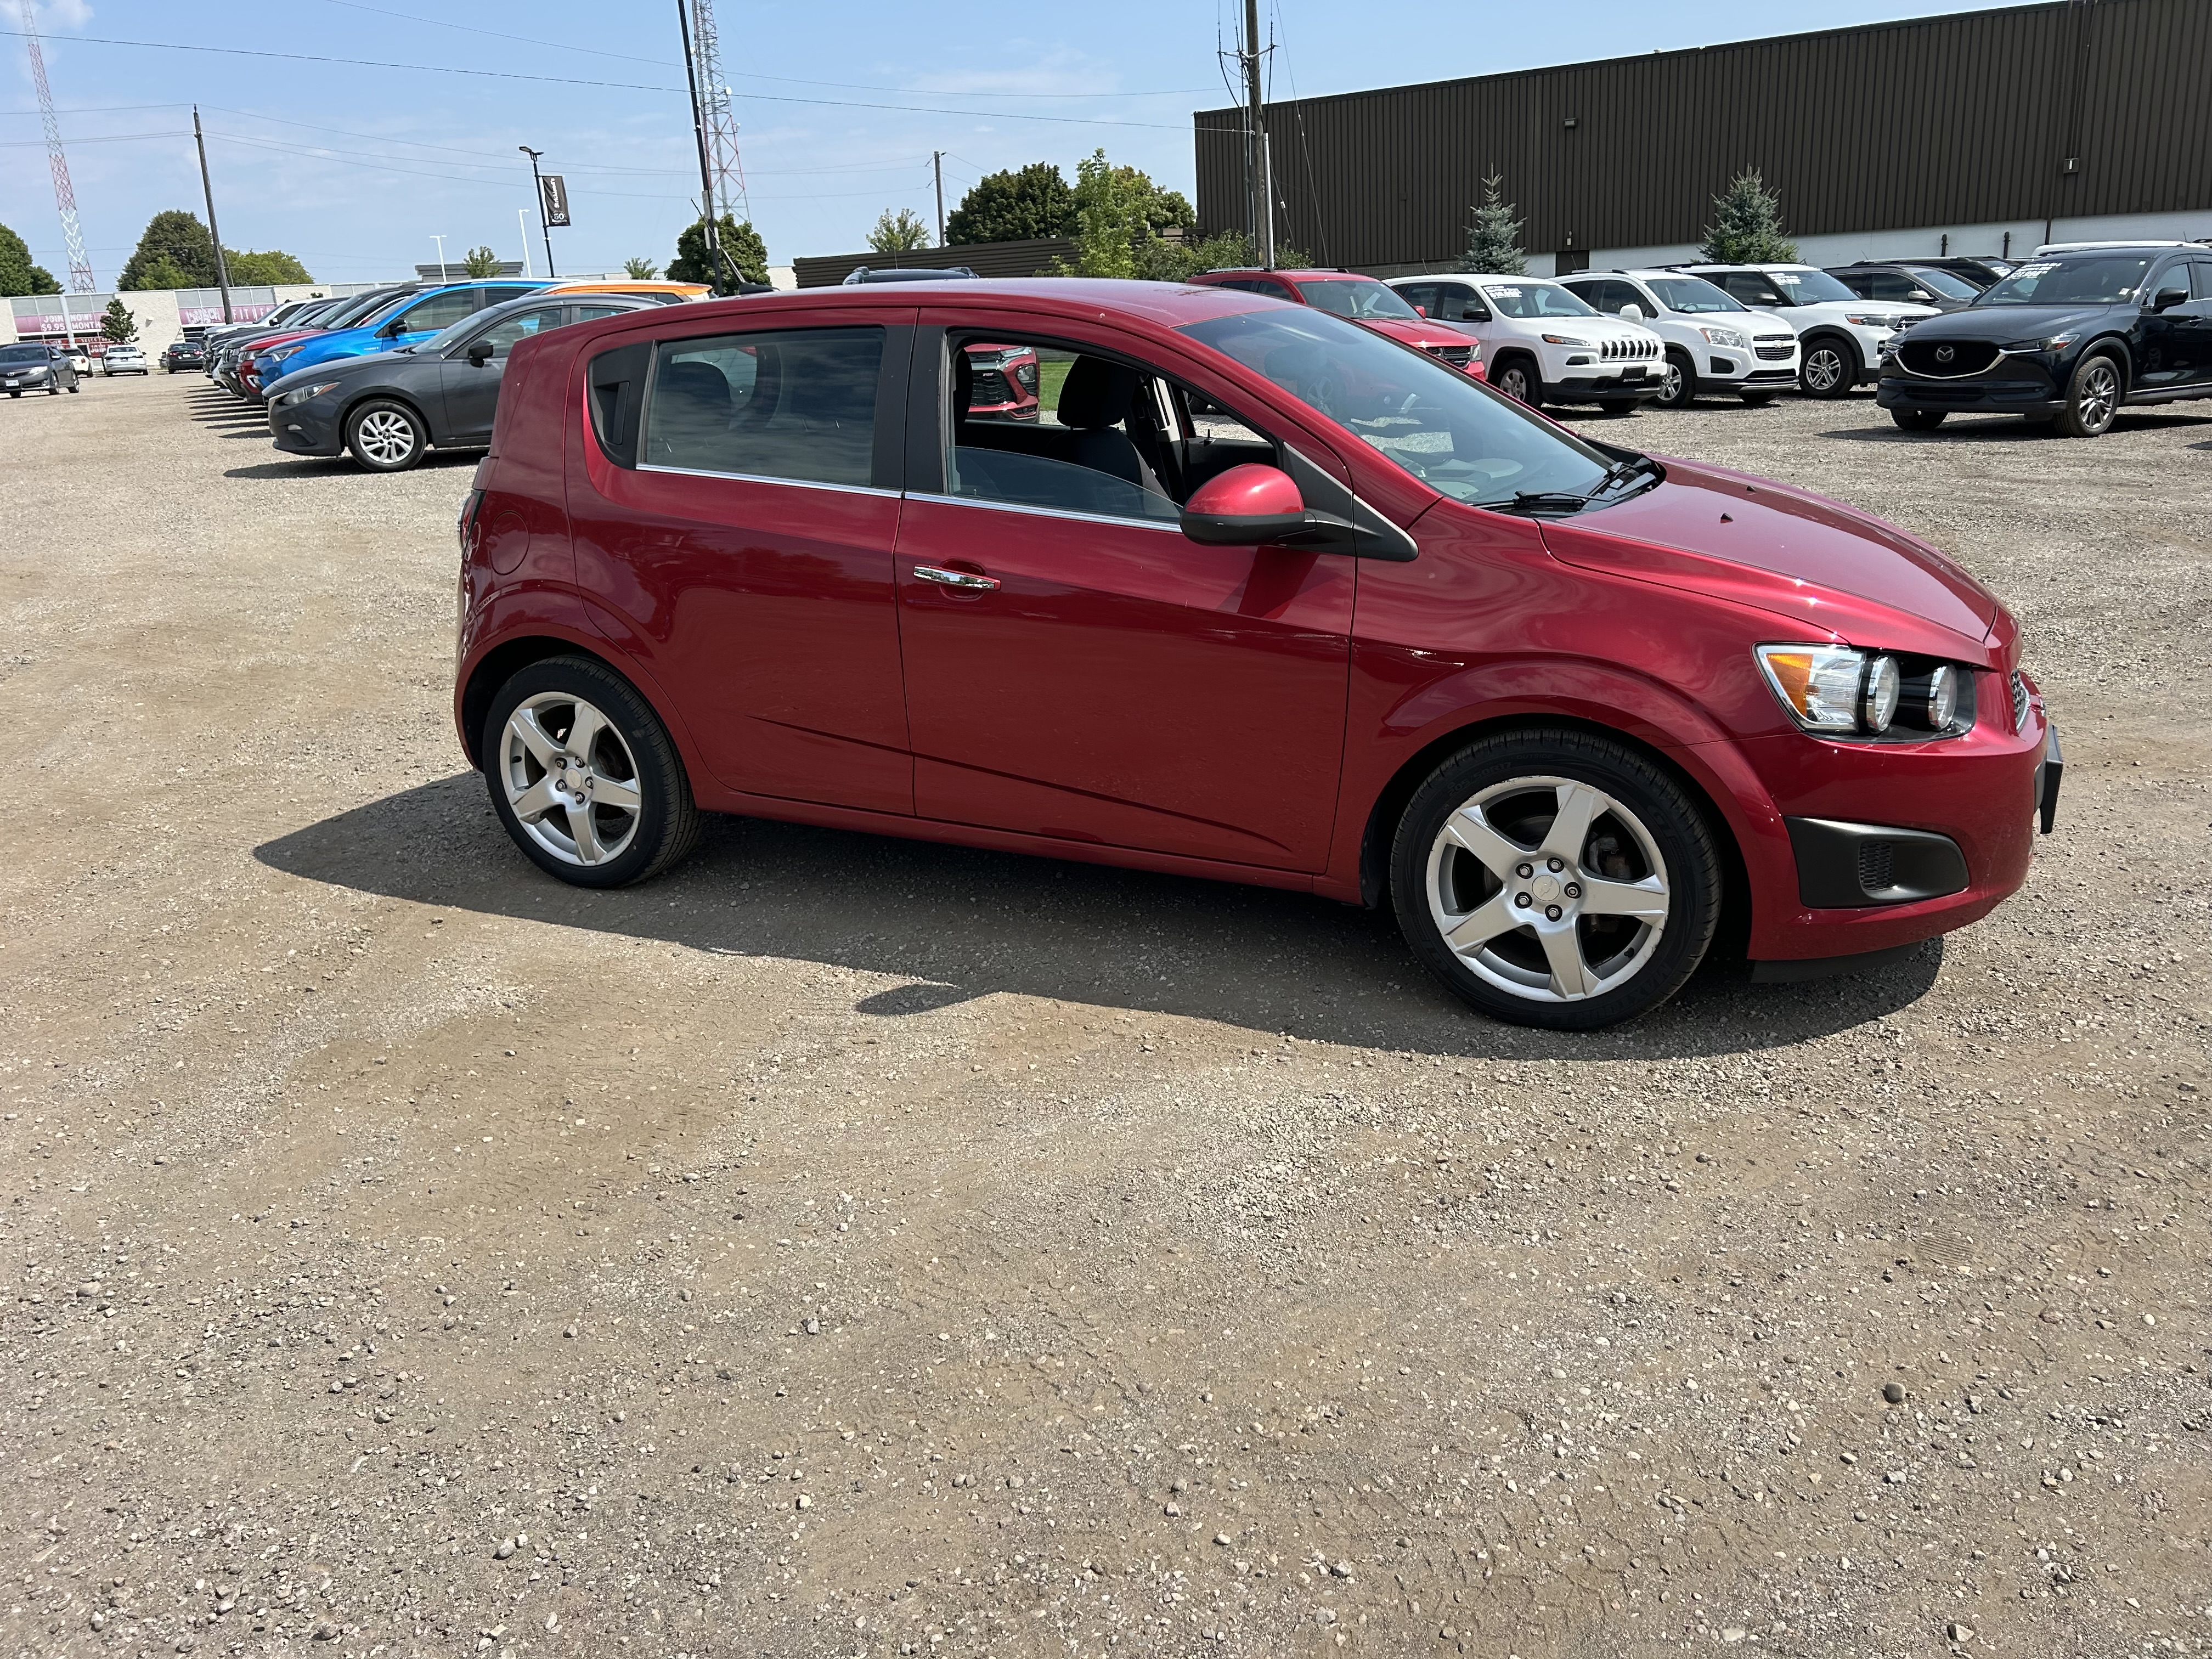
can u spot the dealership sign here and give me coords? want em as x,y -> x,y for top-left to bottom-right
180,303 -> 276,326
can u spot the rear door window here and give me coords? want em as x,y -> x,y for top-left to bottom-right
399,289 -> 485,334
470,306 -> 566,357
642,326 -> 884,488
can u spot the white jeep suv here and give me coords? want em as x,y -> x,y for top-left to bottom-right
1671,264 -> 1937,398
1385,273 -> 1664,411
1557,270 -> 1801,409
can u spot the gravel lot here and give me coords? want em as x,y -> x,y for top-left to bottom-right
3,370 -> 2208,1659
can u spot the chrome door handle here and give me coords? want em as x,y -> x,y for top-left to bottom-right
913,565 -> 1000,591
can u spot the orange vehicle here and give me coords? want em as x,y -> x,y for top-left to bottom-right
543,279 -> 709,304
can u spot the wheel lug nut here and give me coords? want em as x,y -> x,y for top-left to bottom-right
1564,883 -> 1582,900
1547,857 -> 1565,872
1545,904 -> 1564,921
1516,863 -> 1534,879
1514,893 -> 1532,909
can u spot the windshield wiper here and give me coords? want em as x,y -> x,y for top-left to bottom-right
1474,490 -> 1598,516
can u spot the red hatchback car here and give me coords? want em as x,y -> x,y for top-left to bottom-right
1188,268 -> 1484,379
453,279 -> 2058,1029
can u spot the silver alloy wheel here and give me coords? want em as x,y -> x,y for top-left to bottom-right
1802,346 -> 1847,393
1425,776 -> 1671,1004
500,692 -> 645,867
353,408 -> 418,465
1658,358 -> 1685,405
2075,359 -> 2118,431
1498,364 -> 1534,403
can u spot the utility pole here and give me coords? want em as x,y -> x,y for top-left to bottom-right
192,106 -> 234,322
431,234 -> 448,280
675,0 -> 726,293
1240,0 -> 1273,267
518,146 -> 557,279
933,151 -> 946,246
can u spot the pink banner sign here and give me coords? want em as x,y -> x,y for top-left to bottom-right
179,304 -> 276,326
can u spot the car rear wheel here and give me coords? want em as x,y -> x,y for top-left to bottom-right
1799,336 -> 1856,398
2055,352 -> 2121,438
1892,409 -> 1947,431
1654,348 -> 1696,409
1492,356 -> 1542,408
345,398 -> 429,471
1390,730 -> 1721,1030
483,656 -> 701,889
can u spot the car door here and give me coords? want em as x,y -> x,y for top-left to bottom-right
893,315 -> 1357,872
383,286 -> 487,349
437,303 -> 568,444
2187,261 -> 2212,387
567,311 -> 917,814
2134,258 -> 2200,391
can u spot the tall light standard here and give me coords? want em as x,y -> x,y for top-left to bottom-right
430,233 -> 448,280
517,208 -> 533,278
518,145 -> 557,279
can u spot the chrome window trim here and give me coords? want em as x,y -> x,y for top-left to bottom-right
636,462 -> 900,499
904,489 -> 1184,535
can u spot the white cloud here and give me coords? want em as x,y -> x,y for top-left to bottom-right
32,0 -> 95,30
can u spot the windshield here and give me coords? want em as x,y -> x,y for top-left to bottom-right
1764,268 -> 1857,304
1478,281 -> 1598,319
1178,307 -> 1622,509
1291,278 -> 1421,320
0,345 -> 50,363
1903,267 -> 1979,300
1645,276 -> 1745,314
1973,255 -> 2155,307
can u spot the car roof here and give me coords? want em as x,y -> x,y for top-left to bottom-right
1201,267 -> 1368,280
2032,240 -> 2204,255
545,280 -> 709,297
581,277 -> 1277,330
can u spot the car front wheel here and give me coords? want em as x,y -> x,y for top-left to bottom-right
1390,730 -> 1721,1030
1654,348 -> 1696,409
1799,337 -> 1857,398
2055,352 -> 2121,438
1492,357 -> 1542,407
483,656 -> 701,888
345,398 -> 429,471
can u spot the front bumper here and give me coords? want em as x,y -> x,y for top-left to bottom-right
1551,365 -> 1658,400
268,397 -> 346,456
1877,371 -> 2064,415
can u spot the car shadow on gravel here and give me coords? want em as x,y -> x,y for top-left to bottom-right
1821,410 -> 2212,443
225,459 -> 357,479
255,775 -> 1943,1060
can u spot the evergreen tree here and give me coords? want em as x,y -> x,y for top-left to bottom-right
1699,170 -> 1798,263
669,215 -> 768,288
866,208 -> 932,254
99,298 -> 138,343
119,210 -> 218,289
1457,176 -> 1526,274
0,221 -> 60,295
460,245 -> 503,278
623,256 -> 660,279
945,163 -> 1075,245
225,249 -> 313,284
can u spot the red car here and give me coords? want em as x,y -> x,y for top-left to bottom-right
1188,267 -> 1485,380
453,279 -> 2057,1029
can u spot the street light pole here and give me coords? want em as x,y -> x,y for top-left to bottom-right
431,234 -> 447,281
191,105 -> 234,323
933,150 -> 946,246
518,146 -> 557,279
674,0 -> 726,294
517,208 -> 533,278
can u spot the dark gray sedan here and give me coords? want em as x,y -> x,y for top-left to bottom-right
263,293 -> 658,471
1,342 -> 82,397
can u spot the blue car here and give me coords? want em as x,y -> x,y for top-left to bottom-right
251,280 -> 550,391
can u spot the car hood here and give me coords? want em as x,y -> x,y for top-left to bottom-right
1362,317 -> 1479,353
1906,303 -> 2124,341
1537,458 -> 2002,659
265,349 -> 414,397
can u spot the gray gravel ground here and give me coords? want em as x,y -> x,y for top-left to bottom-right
2,371 -> 2208,1659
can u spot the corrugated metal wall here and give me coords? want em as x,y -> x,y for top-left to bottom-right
1195,0 -> 2212,268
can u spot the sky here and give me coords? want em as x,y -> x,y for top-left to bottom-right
3,0 -> 2025,290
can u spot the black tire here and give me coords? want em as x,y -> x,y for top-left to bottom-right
1491,355 -> 1543,408
2055,351 -> 2122,438
1654,348 -> 1697,409
482,655 -> 700,889
65,383 -> 79,394
1798,335 -> 1858,399
1390,729 -> 1722,1030
344,397 -> 430,472
1891,409 -> 1947,431
1738,390 -> 1777,406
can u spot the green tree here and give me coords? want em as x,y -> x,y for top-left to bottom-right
1131,228 -> 1310,284
0,221 -> 60,295
99,298 -> 138,343
1457,175 -> 1526,274
224,249 -> 313,284
623,256 -> 660,279
1057,150 -> 1142,278
1699,169 -> 1798,264
668,215 -> 769,289
119,210 -> 218,289
945,162 -> 1075,245
867,207 -> 932,254
459,245 -> 503,278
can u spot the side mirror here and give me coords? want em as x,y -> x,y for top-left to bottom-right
1181,463 -> 1364,552
2153,286 -> 2190,312
466,341 -> 495,366
1413,304 -> 1429,318
1619,302 -> 1643,320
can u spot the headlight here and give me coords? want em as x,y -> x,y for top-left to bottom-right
1903,664 -> 1959,730
1844,314 -> 1894,329
276,381 -> 341,407
2006,335 -> 2073,352
1697,324 -> 1749,348
1755,645 -> 1900,735
1541,334 -> 1591,347
266,343 -> 304,362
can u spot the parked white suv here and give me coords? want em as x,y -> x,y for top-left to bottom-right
1385,273 -> 1664,411
1671,264 -> 1937,398
1556,270 -> 1800,409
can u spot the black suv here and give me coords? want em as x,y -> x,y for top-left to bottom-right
1877,242 -> 2212,437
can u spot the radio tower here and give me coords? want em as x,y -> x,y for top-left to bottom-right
687,0 -> 749,224
18,0 -> 94,292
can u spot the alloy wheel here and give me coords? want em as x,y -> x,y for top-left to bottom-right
1424,776 -> 1671,1004
2076,360 -> 2118,433
1498,364 -> 1534,404
499,693 -> 645,867
1657,359 -> 1685,406
353,408 -> 418,466
1802,347 -> 1847,394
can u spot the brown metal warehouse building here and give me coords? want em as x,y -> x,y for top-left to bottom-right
1193,0 -> 2212,278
